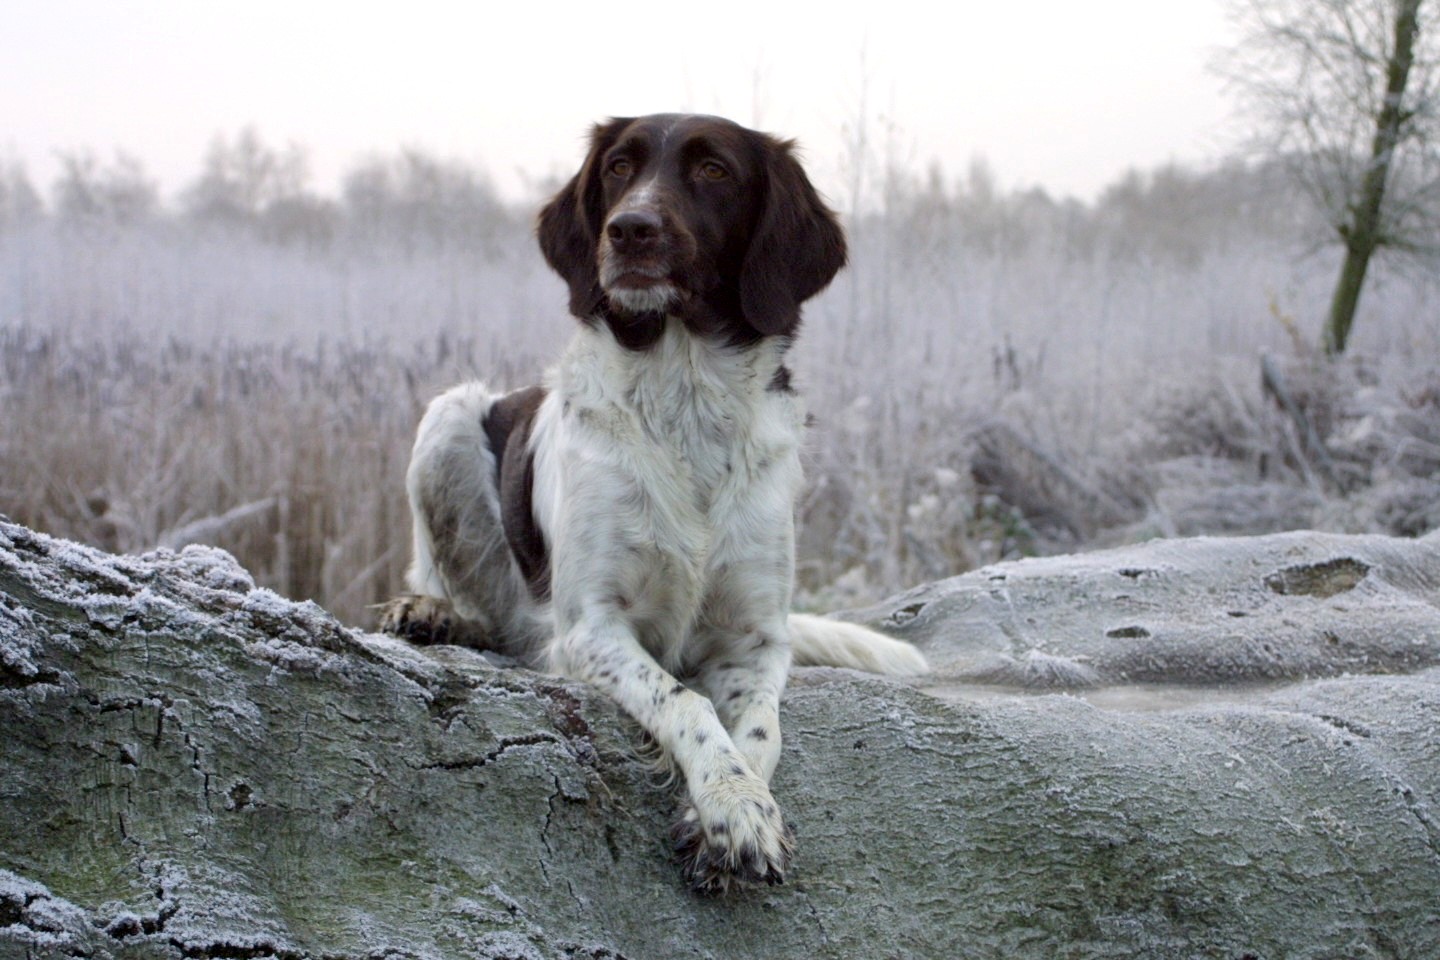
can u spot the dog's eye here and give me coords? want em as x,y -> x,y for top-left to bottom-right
608,158 -> 633,178
697,160 -> 729,181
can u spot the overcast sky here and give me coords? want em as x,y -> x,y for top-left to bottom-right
1,0 -> 1242,206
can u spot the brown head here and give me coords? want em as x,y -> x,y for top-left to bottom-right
537,114 -> 847,350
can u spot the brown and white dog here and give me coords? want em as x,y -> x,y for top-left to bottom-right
381,114 -> 927,893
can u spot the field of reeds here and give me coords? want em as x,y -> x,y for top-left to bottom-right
3,155 -> 1438,627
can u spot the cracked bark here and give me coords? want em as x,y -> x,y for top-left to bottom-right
3,519 -> 1440,958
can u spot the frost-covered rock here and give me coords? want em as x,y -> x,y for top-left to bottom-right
3,518 -> 1439,959
848,528 -> 1440,693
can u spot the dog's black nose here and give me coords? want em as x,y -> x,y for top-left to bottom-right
606,210 -> 662,252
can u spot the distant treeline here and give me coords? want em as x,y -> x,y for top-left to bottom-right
868,157 -> 1316,266
0,128 -> 1321,264
0,128 -> 515,254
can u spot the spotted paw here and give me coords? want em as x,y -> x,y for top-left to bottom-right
671,767 -> 795,894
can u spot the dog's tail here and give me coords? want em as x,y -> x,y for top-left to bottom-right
787,613 -> 929,676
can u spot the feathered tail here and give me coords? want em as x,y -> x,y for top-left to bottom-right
787,613 -> 928,676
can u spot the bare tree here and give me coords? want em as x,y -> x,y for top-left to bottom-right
184,127 -> 310,225
1222,0 -> 1440,354
51,150 -> 158,226
180,128 -> 336,246
0,157 -> 42,229
340,148 -> 507,254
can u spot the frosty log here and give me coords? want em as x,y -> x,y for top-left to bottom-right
3,517 -> 1439,958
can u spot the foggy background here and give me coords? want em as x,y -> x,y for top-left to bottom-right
2,1 -> 1235,204
2,0 -> 1438,626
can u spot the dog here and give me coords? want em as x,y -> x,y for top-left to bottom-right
381,114 -> 927,893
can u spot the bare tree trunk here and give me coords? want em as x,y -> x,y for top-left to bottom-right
1324,0 -> 1423,355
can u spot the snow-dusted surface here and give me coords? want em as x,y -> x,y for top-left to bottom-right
842,527 -> 1440,695
3,518 -> 1440,958
0,870 -> 95,951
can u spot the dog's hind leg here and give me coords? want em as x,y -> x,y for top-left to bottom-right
379,382 -> 535,653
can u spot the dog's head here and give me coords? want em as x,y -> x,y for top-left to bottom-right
537,114 -> 846,349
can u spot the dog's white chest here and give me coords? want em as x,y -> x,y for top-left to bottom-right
535,320 -> 804,653
552,320 -> 801,509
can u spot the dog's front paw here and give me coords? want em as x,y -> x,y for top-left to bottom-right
671,765 -> 795,894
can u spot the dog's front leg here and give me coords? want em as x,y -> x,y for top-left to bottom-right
550,616 -> 793,892
666,623 -> 796,891
693,624 -> 791,783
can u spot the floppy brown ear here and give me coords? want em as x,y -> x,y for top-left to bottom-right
537,118 -> 632,320
739,138 -> 847,337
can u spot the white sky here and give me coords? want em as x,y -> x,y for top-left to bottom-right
1,0 -> 1242,206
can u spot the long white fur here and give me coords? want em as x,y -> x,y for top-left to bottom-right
403,314 -> 927,883
789,613 -> 929,675
537,315 -> 805,878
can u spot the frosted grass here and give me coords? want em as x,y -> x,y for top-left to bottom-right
2,199 -> 1436,624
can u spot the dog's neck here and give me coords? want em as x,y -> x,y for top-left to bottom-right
552,315 -> 797,456
568,313 -> 784,396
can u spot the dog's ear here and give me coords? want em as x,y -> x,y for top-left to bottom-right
739,137 -> 847,338
537,118 -> 632,320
